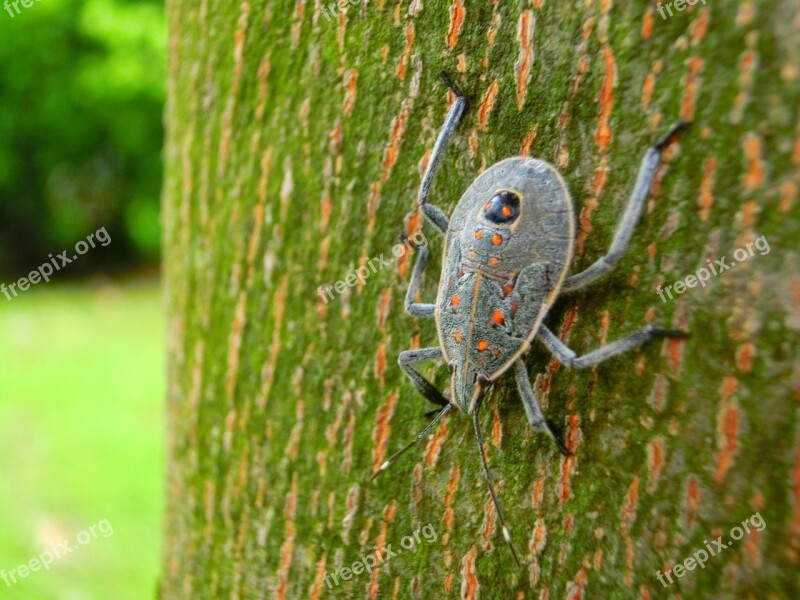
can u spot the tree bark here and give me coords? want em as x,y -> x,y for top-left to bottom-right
161,0 -> 799,597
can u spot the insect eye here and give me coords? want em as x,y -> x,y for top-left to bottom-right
483,191 -> 520,224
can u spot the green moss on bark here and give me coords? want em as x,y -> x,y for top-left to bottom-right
161,0 -> 800,597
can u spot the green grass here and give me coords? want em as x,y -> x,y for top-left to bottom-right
0,278 -> 164,600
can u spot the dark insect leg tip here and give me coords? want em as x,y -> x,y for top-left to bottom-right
654,328 -> 690,339
655,121 -> 691,151
439,71 -> 465,98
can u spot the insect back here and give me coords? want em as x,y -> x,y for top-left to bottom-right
435,157 -> 576,413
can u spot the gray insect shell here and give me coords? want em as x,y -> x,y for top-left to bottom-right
434,157 -> 576,413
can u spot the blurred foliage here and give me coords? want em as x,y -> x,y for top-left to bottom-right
0,0 -> 165,276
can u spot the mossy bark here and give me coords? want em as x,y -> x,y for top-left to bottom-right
161,0 -> 800,597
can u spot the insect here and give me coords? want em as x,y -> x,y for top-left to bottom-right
371,72 -> 688,564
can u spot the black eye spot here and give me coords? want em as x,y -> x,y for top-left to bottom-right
483,191 -> 520,224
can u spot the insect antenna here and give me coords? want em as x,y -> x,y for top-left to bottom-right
369,404 -> 452,482
472,409 -> 523,567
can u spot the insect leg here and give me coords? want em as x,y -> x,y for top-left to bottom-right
472,407 -> 522,566
514,359 -> 570,456
537,324 -> 688,368
370,404 -> 452,481
562,122 -> 690,293
417,72 -> 467,234
399,347 -> 449,408
404,245 -> 436,316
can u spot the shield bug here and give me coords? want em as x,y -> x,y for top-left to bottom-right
371,72 -> 688,564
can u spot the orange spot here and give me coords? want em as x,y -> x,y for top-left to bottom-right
642,8 -> 654,40
515,10 -> 535,110
594,46 -> 616,151
736,343 -> 755,372
720,376 -> 738,401
376,288 -> 391,332
503,283 -> 514,296
343,69 -> 358,117
488,257 -> 499,265
779,180 -> 796,213
697,156 -> 718,220
477,340 -> 488,351
743,133 -> 764,190
475,229 -> 483,239
681,56 -> 703,121
566,568 -> 588,600
492,309 -> 504,324
621,476 -> 640,533
647,436 -> 665,493
501,206 -> 512,217
375,342 -> 387,387
366,181 -> 381,234
396,23 -> 414,80
685,474 -> 701,530
666,334 -> 686,372
381,100 -> 412,182
642,72 -> 655,107
450,295 -> 460,307
714,397 -> 740,483
460,546 -> 479,600
478,79 -> 499,131
519,123 -> 538,156
446,0 -> 465,49
424,421 -> 448,467
371,391 -> 398,475
559,414 -> 580,504
690,6 -> 710,43
491,234 -> 502,245
530,517 -> 547,558
454,331 -> 462,342
576,196 -> 599,255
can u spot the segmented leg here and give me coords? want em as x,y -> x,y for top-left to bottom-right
398,347 -> 448,408
537,324 -> 688,369
562,122 -> 689,293
514,359 -> 570,456
404,245 -> 435,316
417,72 -> 467,234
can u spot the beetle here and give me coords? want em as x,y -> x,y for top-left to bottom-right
371,72 -> 688,564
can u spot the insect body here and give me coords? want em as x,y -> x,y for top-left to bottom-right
437,159 -> 575,415
371,72 -> 688,564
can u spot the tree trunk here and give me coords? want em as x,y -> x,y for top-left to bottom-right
160,0 -> 799,597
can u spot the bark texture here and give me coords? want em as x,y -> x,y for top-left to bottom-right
161,0 -> 800,597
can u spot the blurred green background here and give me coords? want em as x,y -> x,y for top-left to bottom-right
0,0 -> 166,598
